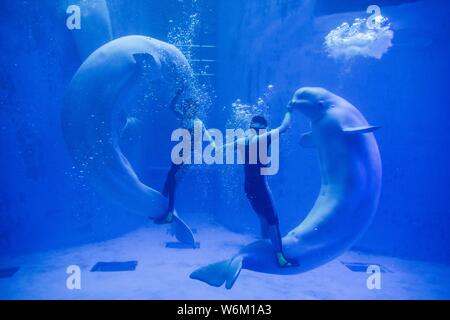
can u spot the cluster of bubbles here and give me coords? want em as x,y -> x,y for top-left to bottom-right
199,64 -> 211,76
324,15 -> 394,60
221,85 -> 275,209
165,0 -> 216,204
167,0 -> 213,122
227,84 -> 275,129
168,0 -> 200,62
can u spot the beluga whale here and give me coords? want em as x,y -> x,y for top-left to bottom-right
62,35 -> 198,246
190,87 -> 382,289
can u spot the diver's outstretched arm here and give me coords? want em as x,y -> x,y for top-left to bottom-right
255,106 -> 293,143
220,137 -> 246,154
277,109 -> 293,134
202,121 -> 217,149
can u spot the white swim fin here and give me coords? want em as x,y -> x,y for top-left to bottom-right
171,211 -> 196,249
190,255 -> 244,290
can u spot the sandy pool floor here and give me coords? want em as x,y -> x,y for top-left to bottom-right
1,222 -> 449,300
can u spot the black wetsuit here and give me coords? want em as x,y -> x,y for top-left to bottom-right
163,122 -> 203,213
244,135 -> 279,225
162,161 -> 182,213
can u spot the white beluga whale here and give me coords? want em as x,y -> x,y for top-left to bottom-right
62,35 -> 197,246
190,87 -> 382,289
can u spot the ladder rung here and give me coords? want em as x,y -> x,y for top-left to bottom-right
190,59 -> 216,62
176,44 -> 216,48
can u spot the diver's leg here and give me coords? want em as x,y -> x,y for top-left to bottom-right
267,223 -> 282,252
267,222 -> 296,267
246,191 -> 267,237
259,217 -> 270,239
246,189 -> 275,240
261,187 -> 297,267
162,163 -> 179,198
158,164 -> 195,246
165,166 -> 177,214
155,163 -> 181,224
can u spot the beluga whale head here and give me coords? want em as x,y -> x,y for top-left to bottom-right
290,87 -> 337,121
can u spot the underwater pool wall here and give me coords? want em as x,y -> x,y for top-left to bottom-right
1,0 -> 449,265
214,0 -> 450,263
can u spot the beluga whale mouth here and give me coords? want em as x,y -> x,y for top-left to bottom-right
190,87 -> 382,289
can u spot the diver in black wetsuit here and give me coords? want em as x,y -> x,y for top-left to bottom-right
155,86 -> 214,225
240,105 -> 295,267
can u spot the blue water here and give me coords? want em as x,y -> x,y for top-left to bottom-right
0,0 -> 449,299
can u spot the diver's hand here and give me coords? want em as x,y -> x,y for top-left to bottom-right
278,108 -> 293,133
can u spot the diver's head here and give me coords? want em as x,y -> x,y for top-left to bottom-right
250,115 -> 268,130
290,87 -> 332,120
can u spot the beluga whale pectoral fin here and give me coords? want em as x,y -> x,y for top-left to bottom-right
299,131 -> 316,148
342,125 -> 381,135
132,53 -> 162,81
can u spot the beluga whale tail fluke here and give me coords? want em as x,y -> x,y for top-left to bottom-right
64,0 -> 114,60
191,87 -> 382,289
62,35 -> 194,221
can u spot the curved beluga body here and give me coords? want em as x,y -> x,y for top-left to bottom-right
191,87 -> 382,289
62,35 -> 193,218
